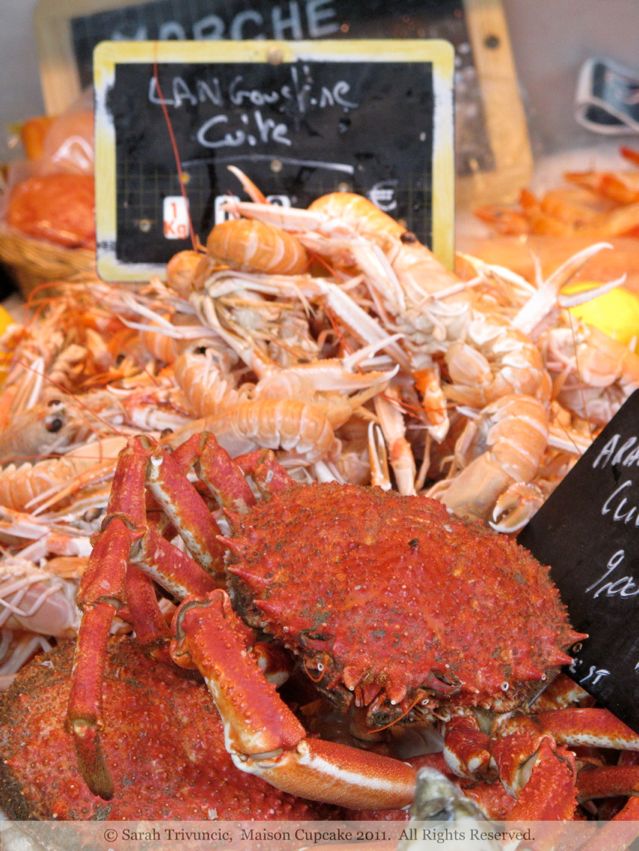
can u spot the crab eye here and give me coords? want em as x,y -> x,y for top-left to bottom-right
501,681 -> 509,692
45,416 -> 64,433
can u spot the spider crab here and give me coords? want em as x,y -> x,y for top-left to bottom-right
0,637 -> 322,820
66,433 -> 639,817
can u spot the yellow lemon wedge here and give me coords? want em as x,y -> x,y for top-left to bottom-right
0,305 -> 14,335
0,305 -> 14,385
562,282 -> 639,347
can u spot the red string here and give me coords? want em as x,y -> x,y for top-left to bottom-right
152,60 -> 198,251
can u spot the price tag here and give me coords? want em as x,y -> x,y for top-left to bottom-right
163,196 -> 190,239
518,391 -> 639,731
94,39 -> 454,281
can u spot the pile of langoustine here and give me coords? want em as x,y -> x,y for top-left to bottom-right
1,169 -> 639,824
0,170 -> 636,680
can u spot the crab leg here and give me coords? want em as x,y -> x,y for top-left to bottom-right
67,601 -> 118,798
66,437 -> 148,799
530,672 -> 590,710
130,527 -> 220,599
499,735 -> 577,820
443,716 -> 491,779
173,433 -> 257,513
124,565 -> 171,657
172,589 -> 416,809
447,705 -> 639,819
235,448 -> 293,494
577,764 -> 639,801
498,708 -> 639,750
445,718 -> 579,820
145,446 -> 225,573
536,708 -> 639,750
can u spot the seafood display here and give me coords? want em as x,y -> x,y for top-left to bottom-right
475,147 -> 639,240
0,169 -> 638,825
64,434 -> 639,819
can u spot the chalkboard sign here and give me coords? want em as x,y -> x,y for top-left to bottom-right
518,390 -> 639,733
94,40 -> 454,281
35,0 -> 532,202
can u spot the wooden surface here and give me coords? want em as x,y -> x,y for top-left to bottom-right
459,0 -> 532,205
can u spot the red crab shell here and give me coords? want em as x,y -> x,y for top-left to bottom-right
0,637 -> 323,820
227,482 -> 582,726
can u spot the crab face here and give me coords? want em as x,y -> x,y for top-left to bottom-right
226,482 -> 581,728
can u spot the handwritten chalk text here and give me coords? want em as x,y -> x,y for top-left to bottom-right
601,479 -> 639,525
592,432 -> 639,470
148,71 -> 358,114
586,548 -> 639,599
196,111 -> 291,148
148,67 -> 359,152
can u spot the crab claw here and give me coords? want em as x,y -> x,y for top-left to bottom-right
505,736 -> 577,820
490,482 -> 545,533
171,589 -> 416,810
66,437 -> 150,800
443,716 -> 491,779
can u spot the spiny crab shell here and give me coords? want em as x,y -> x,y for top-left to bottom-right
227,482 -> 582,727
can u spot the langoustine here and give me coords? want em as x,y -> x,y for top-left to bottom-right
4,173 -> 634,541
178,177 -> 633,527
0,556 -> 82,688
0,289 -> 191,680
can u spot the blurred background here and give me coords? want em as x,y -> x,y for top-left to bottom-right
2,0 -> 639,298
1,0 -> 638,162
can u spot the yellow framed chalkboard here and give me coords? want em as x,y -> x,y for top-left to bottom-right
94,39 -> 454,281
35,0 -> 531,204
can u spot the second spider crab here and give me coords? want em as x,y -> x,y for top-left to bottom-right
67,433 -> 639,816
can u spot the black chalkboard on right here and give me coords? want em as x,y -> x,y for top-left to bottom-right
518,390 -> 639,731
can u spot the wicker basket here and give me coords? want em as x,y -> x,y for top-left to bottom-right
0,226 -> 95,299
